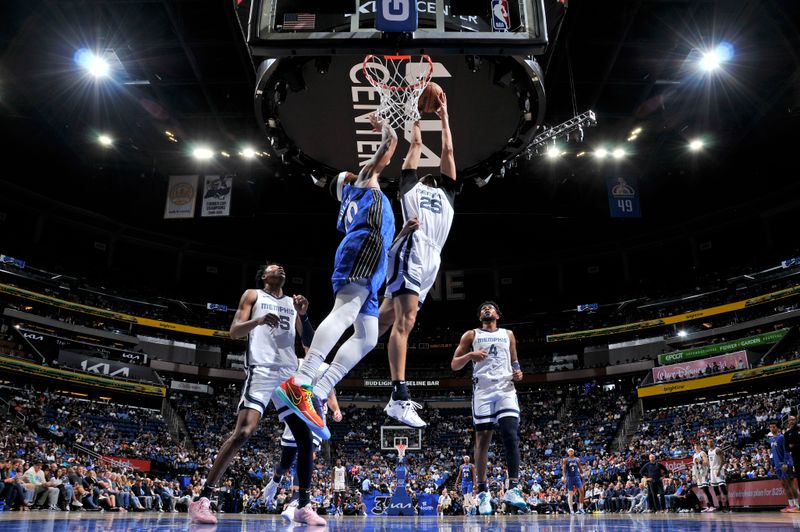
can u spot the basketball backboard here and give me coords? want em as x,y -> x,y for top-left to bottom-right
247,0 -> 549,57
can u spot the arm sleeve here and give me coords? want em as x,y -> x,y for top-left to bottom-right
300,314 -> 315,348
437,173 -> 460,207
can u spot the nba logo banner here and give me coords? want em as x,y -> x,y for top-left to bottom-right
492,0 -> 511,31
607,176 -> 641,218
376,0 -> 418,32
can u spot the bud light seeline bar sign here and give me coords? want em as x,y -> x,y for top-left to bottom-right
376,0 -> 418,32
607,176 -> 641,218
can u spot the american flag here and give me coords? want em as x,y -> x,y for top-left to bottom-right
283,13 -> 316,30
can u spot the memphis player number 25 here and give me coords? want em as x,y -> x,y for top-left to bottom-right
420,197 -> 442,214
617,199 -> 634,213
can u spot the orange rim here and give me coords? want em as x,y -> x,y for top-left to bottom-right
362,54 -> 433,92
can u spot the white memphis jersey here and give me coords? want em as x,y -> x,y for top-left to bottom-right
246,290 -> 298,368
334,466 -> 346,489
401,182 -> 454,250
692,451 -> 708,474
708,448 -> 722,470
471,328 -> 513,382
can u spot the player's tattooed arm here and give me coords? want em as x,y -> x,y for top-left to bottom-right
357,113 -> 397,185
229,289 -> 279,339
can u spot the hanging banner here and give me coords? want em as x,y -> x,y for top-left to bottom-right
607,176 -> 641,218
200,175 -> 233,217
164,175 -> 198,219
659,329 -> 788,365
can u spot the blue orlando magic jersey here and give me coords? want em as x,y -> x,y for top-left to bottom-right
460,464 -> 472,484
566,457 -> 581,478
330,180 -> 395,316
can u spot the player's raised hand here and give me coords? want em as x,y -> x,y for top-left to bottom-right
257,313 -> 280,327
368,112 -> 384,132
398,217 -> 420,238
470,350 -> 487,362
434,92 -> 448,119
293,294 -> 309,315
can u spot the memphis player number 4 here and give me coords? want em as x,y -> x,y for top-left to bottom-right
617,199 -> 634,213
420,197 -> 442,214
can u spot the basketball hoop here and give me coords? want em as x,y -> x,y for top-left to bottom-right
363,54 -> 433,130
395,443 -> 407,461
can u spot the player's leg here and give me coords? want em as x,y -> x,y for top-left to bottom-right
313,312 -> 379,400
277,282 -> 370,434
378,297 -> 395,338
283,414 -> 324,525
189,407 -> 261,523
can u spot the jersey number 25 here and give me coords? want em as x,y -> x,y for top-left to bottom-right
420,197 -> 442,214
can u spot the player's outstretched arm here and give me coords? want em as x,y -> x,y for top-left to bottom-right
508,330 -> 523,381
451,330 -> 484,371
435,93 -> 456,181
402,120 -> 423,171
357,113 -> 397,184
230,289 -> 278,339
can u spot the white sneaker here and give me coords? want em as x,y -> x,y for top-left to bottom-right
260,479 -> 279,505
477,491 -> 492,515
503,488 -> 527,510
281,500 -> 299,523
384,398 -> 427,428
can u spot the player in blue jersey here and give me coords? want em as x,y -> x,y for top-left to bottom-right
769,420 -> 799,512
562,448 -> 586,514
276,113 -> 398,439
454,456 -> 476,497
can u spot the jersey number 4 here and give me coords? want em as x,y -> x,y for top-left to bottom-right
488,344 -> 498,356
420,197 -> 442,214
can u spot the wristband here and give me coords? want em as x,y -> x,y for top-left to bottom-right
511,362 -> 521,371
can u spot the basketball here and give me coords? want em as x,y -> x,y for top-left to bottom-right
418,82 -> 444,113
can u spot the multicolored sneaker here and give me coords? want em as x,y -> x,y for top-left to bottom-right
275,377 -> 330,440
188,497 -> 217,524
293,503 -> 326,526
477,491 -> 492,515
503,487 -> 527,510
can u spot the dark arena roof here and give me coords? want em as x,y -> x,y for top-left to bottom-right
1,0 -> 799,317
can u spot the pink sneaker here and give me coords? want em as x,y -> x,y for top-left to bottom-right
293,503 -> 326,526
188,497 -> 217,524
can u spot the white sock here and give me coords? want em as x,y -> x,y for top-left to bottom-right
314,314 -> 378,399
578,502 -> 583,510
567,492 -> 573,511
294,282 -> 369,386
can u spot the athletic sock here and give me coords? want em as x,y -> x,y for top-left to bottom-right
391,381 -> 409,401
299,489 -> 310,507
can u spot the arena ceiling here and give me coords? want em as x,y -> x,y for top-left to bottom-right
1,0 -> 799,285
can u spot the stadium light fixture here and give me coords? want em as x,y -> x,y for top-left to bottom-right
192,147 -> 214,160
677,330 -> 688,338
546,146 -> 562,160
86,53 -> 110,78
240,147 -> 257,159
698,42 -> 734,73
612,148 -> 626,159
98,134 -> 113,147
689,139 -> 704,151
594,148 -> 608,160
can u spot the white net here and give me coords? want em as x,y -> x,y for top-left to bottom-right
363,54 -> 433,130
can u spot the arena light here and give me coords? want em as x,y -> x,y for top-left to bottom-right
594,148 -> 608,160
192,147 -> 214,160
698,42 -> 734,73
689,138 -> 705,151
546,146 -> 562,160
77,50 -> 110,78
612,148 -> 626,159
240,147 -> 257,159
677,330 -> 688,338
98,134 -> 113,147
631,127 -> 642,135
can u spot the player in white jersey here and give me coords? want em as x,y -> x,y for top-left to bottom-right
451,301 -> 525,515
332,459 -> 348,514
380,91 -> 458,428
188,263 -> 324,526
691,441 -> 714,512
707,438 -> 730,511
